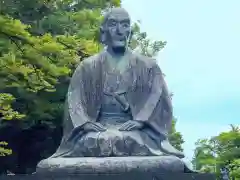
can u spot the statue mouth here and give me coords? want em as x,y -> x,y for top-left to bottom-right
113,39 -> 125,42
113,35 -> 126,41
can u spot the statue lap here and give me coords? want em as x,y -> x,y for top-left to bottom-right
59,129 -> 165,157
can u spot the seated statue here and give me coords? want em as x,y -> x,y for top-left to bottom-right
52,7 -> 183,158
37,8 -> 196,176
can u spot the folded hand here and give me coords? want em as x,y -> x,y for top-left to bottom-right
118,120 -> 144,131
83,122 -> 107,132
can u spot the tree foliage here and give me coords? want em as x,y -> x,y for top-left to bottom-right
0,14 -> 78,125
192,125 -> 240,179
130,21 -> 167,57
169,119 -> 184,151
0,141 -> 12,156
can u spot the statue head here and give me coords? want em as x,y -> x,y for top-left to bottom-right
100,8 -> 132,54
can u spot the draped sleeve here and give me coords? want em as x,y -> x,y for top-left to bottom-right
67,53 -> 105,129
133,61 -> 173,137
68,62 -> 91,128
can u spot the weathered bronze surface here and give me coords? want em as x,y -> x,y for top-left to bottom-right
37,7 -> 195,175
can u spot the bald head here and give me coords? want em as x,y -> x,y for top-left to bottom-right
103,8 -> 131,25
100,7 -> 131,53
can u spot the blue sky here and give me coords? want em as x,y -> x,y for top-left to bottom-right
122,0 -> 240,161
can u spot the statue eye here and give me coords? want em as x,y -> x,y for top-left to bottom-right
122,23 -> 130,28
108,20 -> 117,27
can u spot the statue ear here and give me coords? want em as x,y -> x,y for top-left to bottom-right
100,26 -> 106,45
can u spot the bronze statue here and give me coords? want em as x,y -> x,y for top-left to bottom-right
37,8 -> 198,178
51,7 -> 183,158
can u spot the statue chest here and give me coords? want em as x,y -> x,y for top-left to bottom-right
98,70 -> 133,124
103,70 -> 131,93
88,55 -> 152,118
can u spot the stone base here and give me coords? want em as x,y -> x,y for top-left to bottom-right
37,156 -> 185,174
1,173 -> 216,180
36,156 -> 216,180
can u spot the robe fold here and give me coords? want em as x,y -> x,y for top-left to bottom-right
52,50 -> 173,157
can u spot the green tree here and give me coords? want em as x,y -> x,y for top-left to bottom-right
169,119 -> 184,151
192,125 -> 240,179
0,141 -> 12,156
130,21 -> 167,57
192,138 -> 217,173
0,15 -> 79,125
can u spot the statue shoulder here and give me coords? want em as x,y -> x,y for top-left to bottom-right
76,53 -> 103,70
80,53 -> 102,66
134,53 -> 160,69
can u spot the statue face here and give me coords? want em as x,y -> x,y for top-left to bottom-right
104,10 -> 131,49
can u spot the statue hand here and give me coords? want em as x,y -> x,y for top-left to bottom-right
83,122 -> 107,132
118,120 -> 144,131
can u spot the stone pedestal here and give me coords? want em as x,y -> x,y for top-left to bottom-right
36,156 -> 216,180
1,173 -> 216,180
37,156 -> 184,174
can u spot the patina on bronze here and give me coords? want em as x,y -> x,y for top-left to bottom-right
50,7 -> 184,158
36,8 -> 199,178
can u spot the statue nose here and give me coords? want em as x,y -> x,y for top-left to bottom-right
116,24 -> 123,34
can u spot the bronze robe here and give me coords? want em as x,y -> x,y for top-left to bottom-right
52,50 -> 173,157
